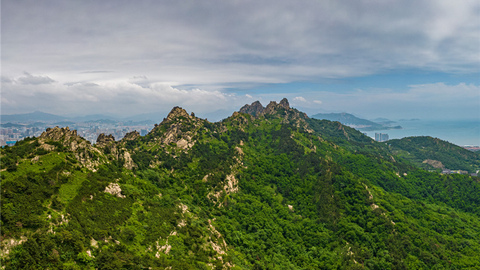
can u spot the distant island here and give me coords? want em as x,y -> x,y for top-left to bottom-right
311,112 -> 402,131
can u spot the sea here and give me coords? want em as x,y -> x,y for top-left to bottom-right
363,119 -> 480,147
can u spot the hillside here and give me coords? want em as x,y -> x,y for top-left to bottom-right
1,111 -> 67,123
388,136 -> 480,173
311,112 -> 401,131
1,99 -> 480,269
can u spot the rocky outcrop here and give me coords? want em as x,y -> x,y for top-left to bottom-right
1,236 -> 27,258
239,101 -> 265,117
240,98 -> 291,117
39,126 -> 105,171
263,101 -> 279,115
264,98 -> 290,115
104,182 -> 126,198
147,106 -> 202,153
279,98 -> 290,109
96,133 -> 115,148
123,151 -> 136,170
238,99 -> 313,134
122,131 -> 140,141
423,159 -> 445,169
39,126 -> 90,152
40,126 -> 78,141
165,106 -> 192,122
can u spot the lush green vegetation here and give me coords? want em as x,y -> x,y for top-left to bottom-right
388,136 -> 480,173
1,104 -> 480,269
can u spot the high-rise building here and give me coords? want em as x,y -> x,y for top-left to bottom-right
375,133 -> 389,142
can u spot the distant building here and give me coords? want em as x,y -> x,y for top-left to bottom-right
375,133 -> 389,142
6,141 -> 17,147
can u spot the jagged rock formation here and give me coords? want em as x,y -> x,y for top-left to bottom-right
122,151 -> 136,170
40,126 -> 78,141
165,106 -> 192,122
39,126 -> 90,152
279,97 -> 290,109
239,101 -> 265,116
96,133 -> 115,148
264,99 -> 290,115
39,126 -> 87,151
37,126 -> 104,171
240,98 -> 291,118
148,106 -> 204,151
239,99 -> 312,134
239,98 -> 292,117
122,130 -> 140,141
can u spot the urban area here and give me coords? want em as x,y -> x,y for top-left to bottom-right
1,120 -> 153,147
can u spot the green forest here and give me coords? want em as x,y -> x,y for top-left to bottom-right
1,100 -> 480,269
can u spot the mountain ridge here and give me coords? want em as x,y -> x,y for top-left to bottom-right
1,99 -> 480,269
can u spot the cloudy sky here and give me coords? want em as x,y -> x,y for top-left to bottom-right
2,0 -> 479,121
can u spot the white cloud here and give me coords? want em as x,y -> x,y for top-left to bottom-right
313,100 -> 322,105
17,72 -> 55,85
293,96 -> 307,102
1,74 -> 233,117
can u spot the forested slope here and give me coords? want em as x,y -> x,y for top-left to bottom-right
388,136 -> 480,173
1,99 -> 480,269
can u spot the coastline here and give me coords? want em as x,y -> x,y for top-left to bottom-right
363,119 -> 480,147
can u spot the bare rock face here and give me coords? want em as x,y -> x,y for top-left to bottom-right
263,101 -> 280,115
39,126 -> 88,152
148,106 -> 201,152
104,183 -> 126,198
123,131 -> 140,141
40,126 -> 77,141
239,101 -> 265,117
239,98 -> 313,134
423,159 -> 445,169
241,98 -> 291,117
123,151 -> 136,170
39,126 -> 104,171
96,133 -> 115,148
279,98 -> 290,110
166,106 -> 191,122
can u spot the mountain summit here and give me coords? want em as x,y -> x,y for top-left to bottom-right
239,98 -> 291,117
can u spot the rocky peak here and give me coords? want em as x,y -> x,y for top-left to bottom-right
264,101 -> 279,115
265,98 -> 291,115
239,101 -> 265,117
122,130 -> 140,141
279,98 -> 290,109
166,106 -> 191,122
40,126 -> 78,141
239,98 -> 293,117
96,133 -> 115,144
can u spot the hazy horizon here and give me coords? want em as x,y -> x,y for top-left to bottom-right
1,101 -> 480,124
